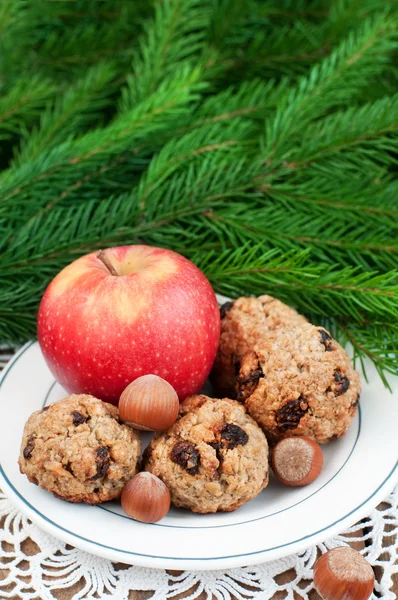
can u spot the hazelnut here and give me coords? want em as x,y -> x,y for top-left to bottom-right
313,547 -> 374,600
271,436 -> 323,486
119,374 -> 179,431
121,472 -> 171,523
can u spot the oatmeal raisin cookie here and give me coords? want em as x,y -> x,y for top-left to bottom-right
211,295 -> 307,397
144,394 -> 269,513
237,324 -> 360,444
19,394 -> 141,504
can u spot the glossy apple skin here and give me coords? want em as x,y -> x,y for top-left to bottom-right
37,245 -> 220,404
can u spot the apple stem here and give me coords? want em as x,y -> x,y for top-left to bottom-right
97,250 -> 119,276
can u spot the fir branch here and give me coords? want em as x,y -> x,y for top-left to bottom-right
0,279 -> 40,342
193,78 -> 289,124
336,320 -> 398,389
329,0 -> 398,28
1,0 -> 398,385
135,119 -> 255,208
285,94 -> 398,166
211,0 -> 398,84
0,76 -> 56,141
0,155 -> 259,271
193,245 -> 398,323
120,0 -> 212,110
262,14 -> 398,163
0,2 -> 26,50
222,18 -> 332,80
1,0 -> 152,83
13,62 -> 117,165
264,175 -> 398,228
203,203 -> 398,272
0,65 -> 207,234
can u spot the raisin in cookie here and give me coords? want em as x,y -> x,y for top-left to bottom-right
19,394 -> 141,504
211,295 -> 307,398
237,324 -> 360,444
144,395 -> 269,513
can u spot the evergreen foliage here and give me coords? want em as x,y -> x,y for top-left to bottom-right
1,0 -> 398,385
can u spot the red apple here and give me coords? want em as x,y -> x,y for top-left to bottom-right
37,245 -> 220,403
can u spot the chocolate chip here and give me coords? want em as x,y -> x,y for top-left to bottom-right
319,328 -> 333,351
352,393 -> 360,408
220,301 -> 234,319
72,411 -> 89,426
170,441 -> 200,475
42,406 -> 49,412
275,398 -> 309,431
90,446 -> 110,480
236,364 -> 264,401
220,423 -> 249,449
333,370 -> 350,395
23,435 -> 36,459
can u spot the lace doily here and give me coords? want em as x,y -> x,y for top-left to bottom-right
1,485 -> 397,599
1,350 -> 397,599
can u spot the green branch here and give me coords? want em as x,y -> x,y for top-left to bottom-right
0,0 -> 398,385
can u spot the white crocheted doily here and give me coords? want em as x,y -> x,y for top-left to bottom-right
0,485 -> 397,599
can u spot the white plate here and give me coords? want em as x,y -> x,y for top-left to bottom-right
1,340 -> 397,570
